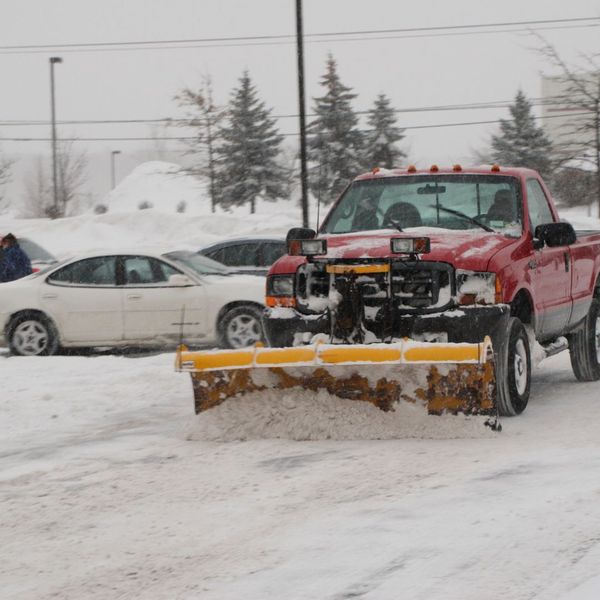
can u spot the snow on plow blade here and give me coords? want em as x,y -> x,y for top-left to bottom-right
176,338 -> 497,417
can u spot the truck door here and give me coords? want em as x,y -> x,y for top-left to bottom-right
526,178 -> 572,338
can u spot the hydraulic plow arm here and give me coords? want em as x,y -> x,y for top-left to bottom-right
176,338 -> 497,417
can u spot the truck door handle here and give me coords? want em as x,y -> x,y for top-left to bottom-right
127,294 -> 142,300
564,252 -> 570,272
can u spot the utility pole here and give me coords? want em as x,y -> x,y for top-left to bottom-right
296,0 -> 309,228
111,150 -> 121,189
49,56 -> 63,217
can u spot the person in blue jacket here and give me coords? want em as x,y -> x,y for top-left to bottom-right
0,233 -> 32,283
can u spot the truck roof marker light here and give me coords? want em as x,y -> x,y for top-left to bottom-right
430,164 -> 439,172
453,164 -> 462,172
407,165 -> 417,173
491,164 -> 501,172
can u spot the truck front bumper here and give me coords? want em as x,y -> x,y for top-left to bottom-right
263,304 -> 511,347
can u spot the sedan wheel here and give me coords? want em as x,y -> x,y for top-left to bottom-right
220,306 -> 264,349
8,315 -> 58,356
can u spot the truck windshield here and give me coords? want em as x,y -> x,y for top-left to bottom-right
322,175 -> 523,235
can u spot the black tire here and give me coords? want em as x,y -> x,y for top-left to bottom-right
568,298 -> 600,381
7,312 -> 59,357
496,317 -> 531,416
218,305 -> 264,349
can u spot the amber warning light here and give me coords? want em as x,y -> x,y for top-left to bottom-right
390,237 -> 431,254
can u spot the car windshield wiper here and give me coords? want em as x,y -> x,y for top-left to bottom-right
432,205 -> 495,232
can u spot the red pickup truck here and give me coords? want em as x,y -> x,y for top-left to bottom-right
263,165 -> 600,417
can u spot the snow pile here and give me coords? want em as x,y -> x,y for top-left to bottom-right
185,389 -> 495,441
101,161 -> 210,215
0,161 -> 314,258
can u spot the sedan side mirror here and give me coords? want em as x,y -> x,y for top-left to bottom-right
534,222 -> 577,248
168,274 -> 193,286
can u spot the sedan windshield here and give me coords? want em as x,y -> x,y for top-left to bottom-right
322,175 -> 522,235
164,250 -> 230,275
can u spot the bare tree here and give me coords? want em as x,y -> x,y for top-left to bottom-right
0,151 -> 14,213
22,156 -> 51,218
552,166 -> 598,213
535,35 -> 600,216
174,75 -> 223,212
54,140 -> 88,218
21,142 -> 88,219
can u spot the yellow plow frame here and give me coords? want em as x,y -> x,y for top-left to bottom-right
176,338 -> 497,417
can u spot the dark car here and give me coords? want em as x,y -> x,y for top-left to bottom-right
198,236 -> 286,275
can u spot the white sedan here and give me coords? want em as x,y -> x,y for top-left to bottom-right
0,249 -> 267,356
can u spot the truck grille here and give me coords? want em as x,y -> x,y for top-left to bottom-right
391,262 -> 452,309
297,260 -> 454,313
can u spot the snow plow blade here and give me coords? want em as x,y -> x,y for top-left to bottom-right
176,338 -> 497,417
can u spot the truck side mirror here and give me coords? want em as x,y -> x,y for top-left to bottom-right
286,227 -> 316,242
534,222 -> 576,248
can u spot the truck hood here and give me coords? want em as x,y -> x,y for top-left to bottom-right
320,228 -> 518,271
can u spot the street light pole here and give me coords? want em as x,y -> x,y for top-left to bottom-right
49,56 -> 62,217
111,150 -> 121,189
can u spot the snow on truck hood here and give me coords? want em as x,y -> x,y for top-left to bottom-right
320,228 -> 517,271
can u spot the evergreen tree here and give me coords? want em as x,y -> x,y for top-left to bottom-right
491,90 -> 553,176
363,93 -> 406,169
307,55 -> 363,205
216,71 -> 286,213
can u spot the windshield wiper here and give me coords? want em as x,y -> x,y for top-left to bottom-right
385,217 -> 404,232
432,205 -> 495,232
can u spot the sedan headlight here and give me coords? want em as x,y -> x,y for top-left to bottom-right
455,270 -> 499,305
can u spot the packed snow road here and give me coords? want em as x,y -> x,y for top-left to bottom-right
1,350 -> 600,600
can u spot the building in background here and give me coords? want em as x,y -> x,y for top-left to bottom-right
541,73 -> 597,160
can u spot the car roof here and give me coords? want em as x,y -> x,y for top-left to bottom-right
200,236 -> 285,251
55,247 -> 179,260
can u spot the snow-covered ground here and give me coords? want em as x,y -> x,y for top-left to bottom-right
2,352 -> 600,600
1,165 -> 600,599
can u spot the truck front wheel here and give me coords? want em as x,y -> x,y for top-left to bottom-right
496,317 -> 531,416
568,298 -> 600,381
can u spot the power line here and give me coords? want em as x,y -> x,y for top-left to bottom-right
0,17 -> 597,55
1,111 -> 591,142
0,97 -> 573,128
4,22 -> 597,56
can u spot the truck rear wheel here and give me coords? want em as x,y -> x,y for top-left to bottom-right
496,317 -> 531,416
568,298 -> 600,381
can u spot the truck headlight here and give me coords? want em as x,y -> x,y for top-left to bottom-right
269,275 -> 294,296
266,275 -> 296,307
456,270 -> 498,305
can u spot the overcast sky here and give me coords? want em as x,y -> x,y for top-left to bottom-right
1,0 -> 599,202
